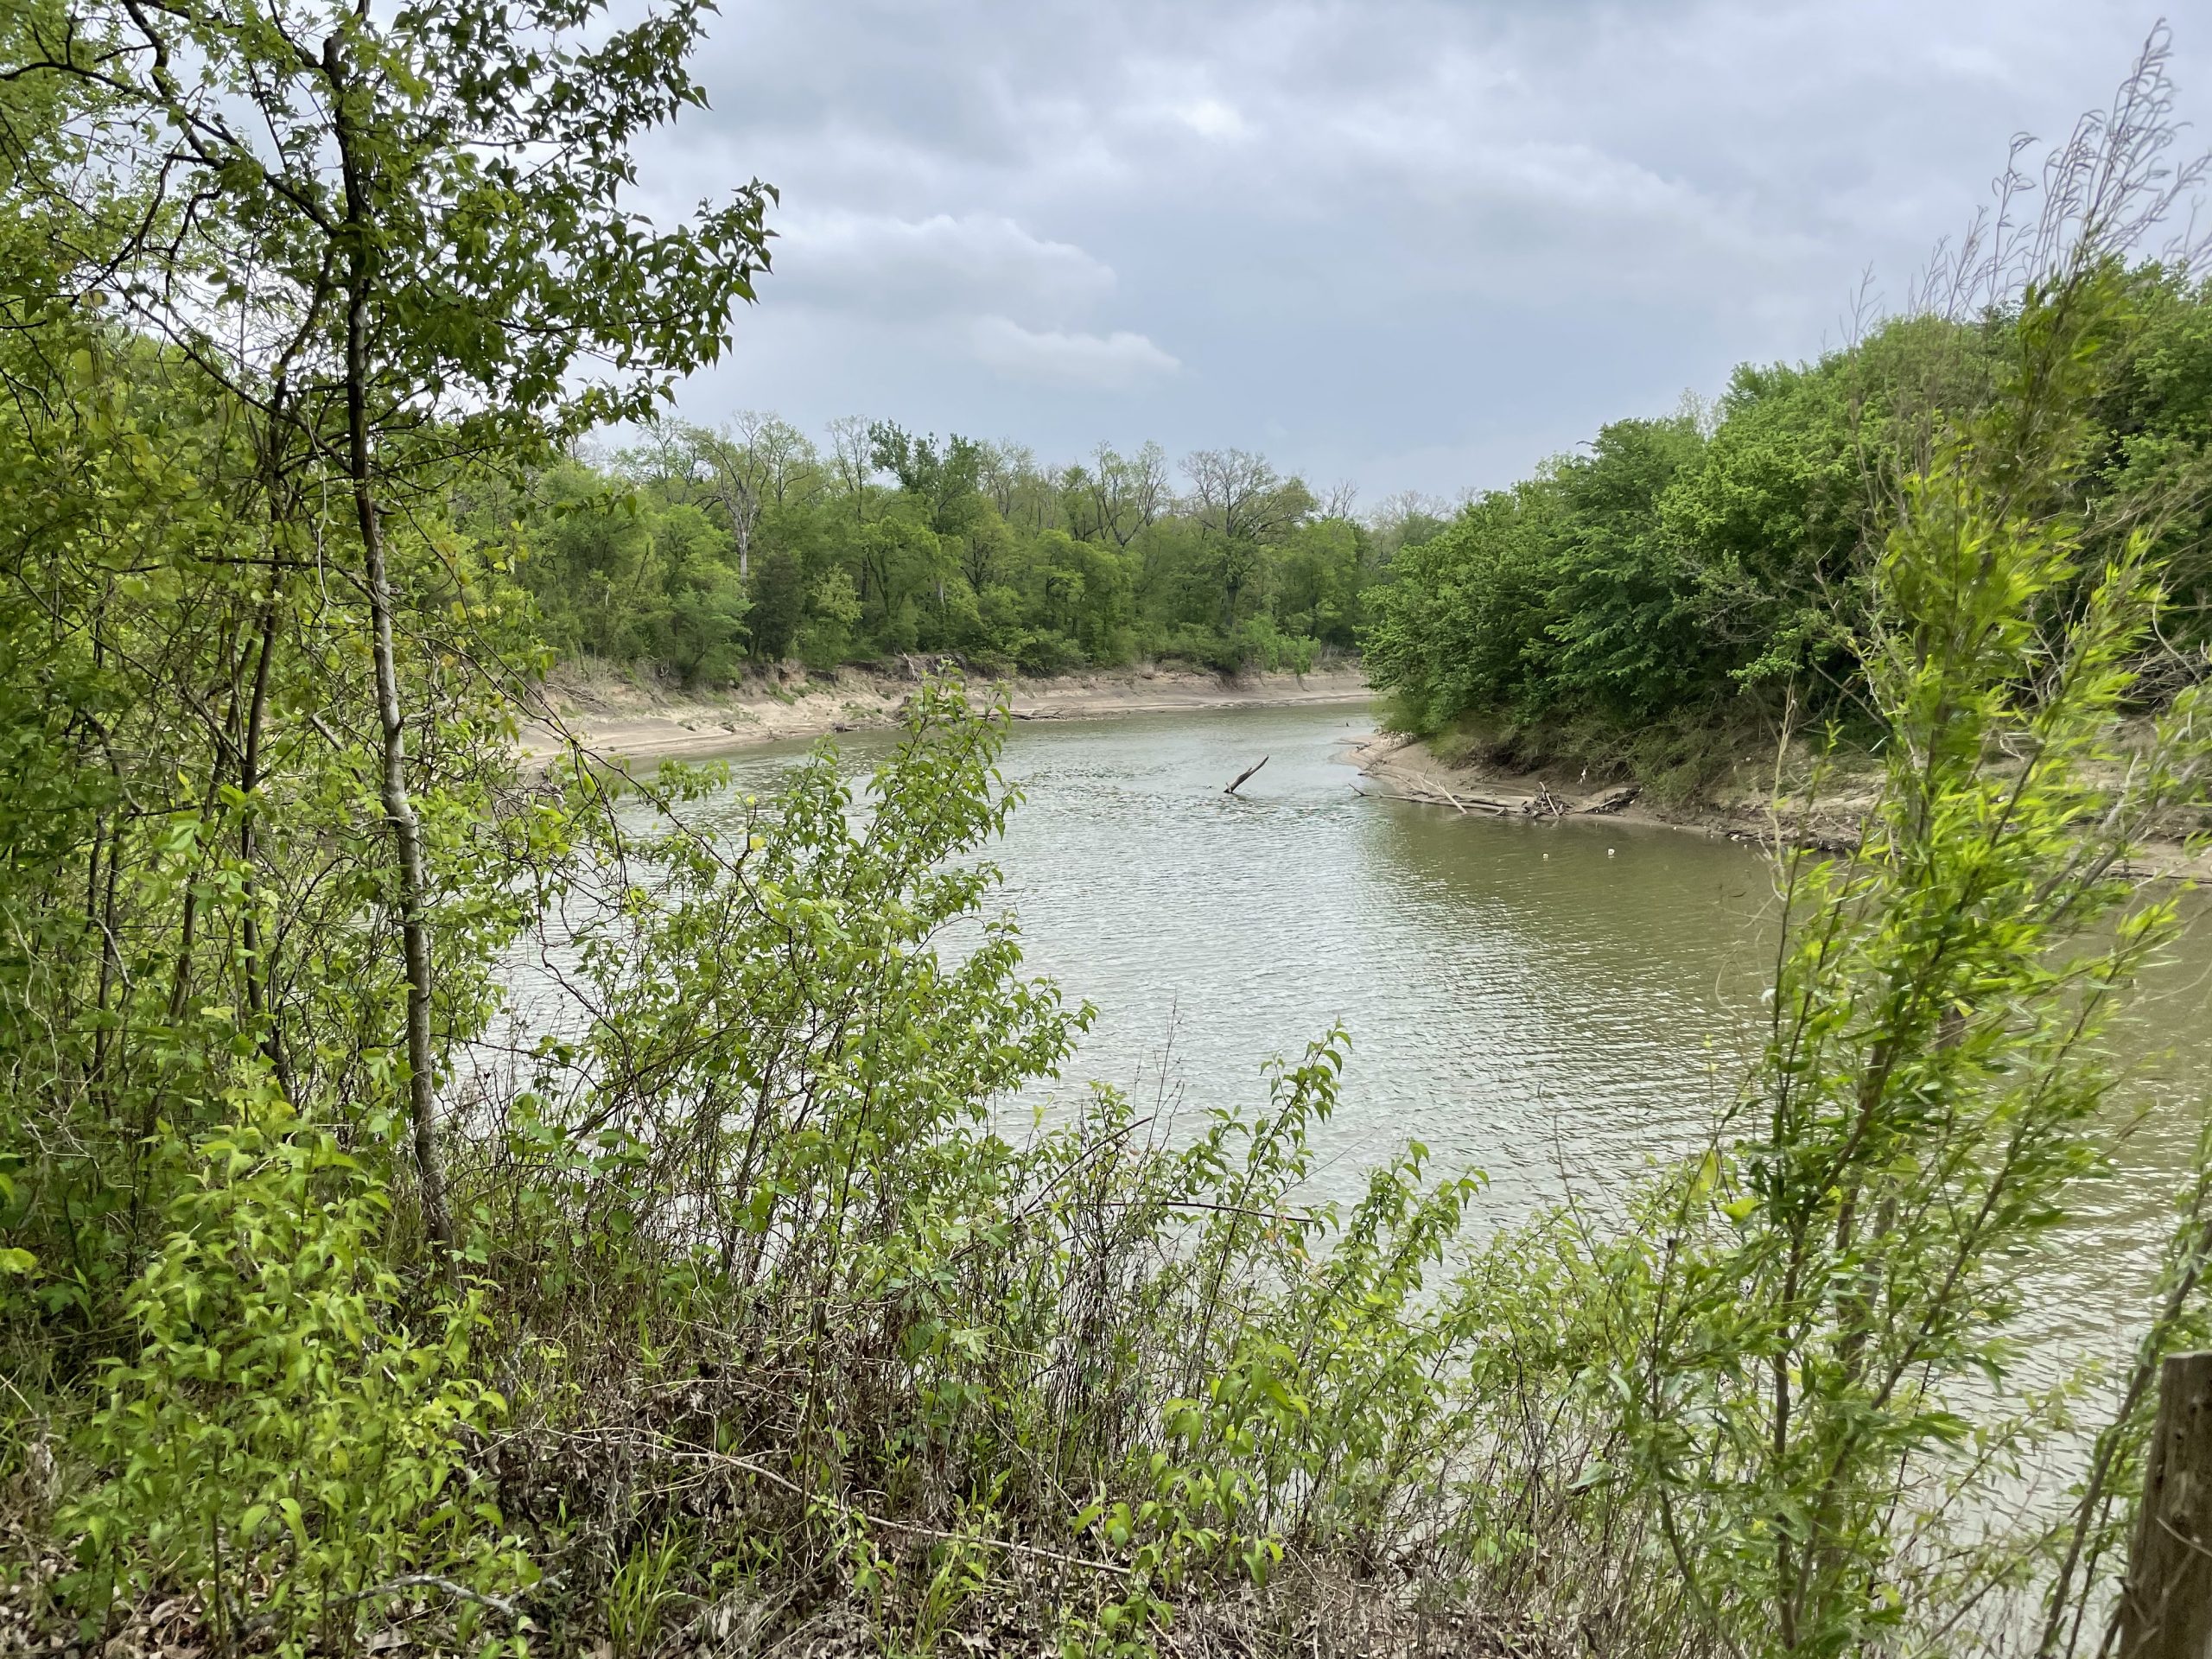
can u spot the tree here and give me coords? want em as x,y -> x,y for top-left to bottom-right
826,414 -> 876,524
868,420 -> 985,538
1182,448 -> 1313,544
980,439 -> 1039,520
686,411 -> 820,582
16,0 -> 774,1263
691,419 -> 764,583
1068,441 -> 1171,548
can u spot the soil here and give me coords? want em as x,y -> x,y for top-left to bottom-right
1346,729 -> 2212,882
518,659 -> 1375,767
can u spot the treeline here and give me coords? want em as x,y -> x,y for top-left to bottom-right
1364,266 -> 2212,758
478,423 -> 1432,682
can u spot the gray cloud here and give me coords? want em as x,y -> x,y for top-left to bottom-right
639,0 -> 2210,498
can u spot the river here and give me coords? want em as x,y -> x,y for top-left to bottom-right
658,697 -> 2212,1349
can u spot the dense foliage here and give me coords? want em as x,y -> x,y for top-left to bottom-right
1362,271 -> 2212,761
4,5 -> 2212,1658
475,425 -> 1389,681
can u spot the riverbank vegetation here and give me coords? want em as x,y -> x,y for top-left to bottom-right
1363,144 -> 2212,800
6,4 -> 2212,1656
487,426 -> 1391,684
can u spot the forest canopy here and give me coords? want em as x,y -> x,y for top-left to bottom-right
493,267 -> 2212,742
484,424 -> 1391,681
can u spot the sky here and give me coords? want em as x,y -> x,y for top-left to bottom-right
631,1 -> 2211,505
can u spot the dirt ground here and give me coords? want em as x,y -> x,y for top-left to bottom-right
518,660 -> 1375,766
1345,729 -> 2212,882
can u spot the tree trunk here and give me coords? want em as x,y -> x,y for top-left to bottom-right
2119,1351 -> 2212,1659
239,582 -> 293,1099
337,81 -> 456,1276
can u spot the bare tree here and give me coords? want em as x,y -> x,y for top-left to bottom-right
1181,448 -> 1313,543
626,423 -> 711,499
980,440 -> 1037,519
825,415 -> 874,525
688,413 -> 823,582
1070,440 -> 1174,547
1370,488 -> 1449,532
690,422 -> 766,582
1128,440 -> 1171,534
1367,488 -> 1455,565
744,412 -> 822,509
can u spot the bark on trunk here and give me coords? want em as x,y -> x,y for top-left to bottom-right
2119,1351 -> 2212,1659
350,353 -> 455,1270
336,74 -> 455,1274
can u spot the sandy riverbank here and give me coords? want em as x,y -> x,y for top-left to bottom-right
1344,730 -> 1789,841
520,662 -> 1374,766
1348,729 -> 2212,882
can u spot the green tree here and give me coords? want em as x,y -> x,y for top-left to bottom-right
868,421 -> 987,538
15,0 -> 774,1256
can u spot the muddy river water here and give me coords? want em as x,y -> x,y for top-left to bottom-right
666,697 -> 2212,1354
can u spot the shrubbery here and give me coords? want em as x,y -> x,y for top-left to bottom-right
69,1097 -> 531,1656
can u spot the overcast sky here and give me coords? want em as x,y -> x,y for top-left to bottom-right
632,1 -> 2209,503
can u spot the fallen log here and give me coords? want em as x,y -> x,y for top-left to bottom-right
1404,784 -> 1510,815
1224,755 -> 1269,795
1580,785 -> 1641,816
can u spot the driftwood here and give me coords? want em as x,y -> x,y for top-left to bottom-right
1397,783 -> 1511,816
1724,824 -> 1860,856
1353,748 -> 1646,821
1433,780 -> 1470,814
1224,755 -> 1269,795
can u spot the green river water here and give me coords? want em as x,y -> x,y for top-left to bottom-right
664,697 -> 2212,1351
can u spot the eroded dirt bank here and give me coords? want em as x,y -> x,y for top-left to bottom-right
519,661 -> 1373,766
1347,729 -> 2212,882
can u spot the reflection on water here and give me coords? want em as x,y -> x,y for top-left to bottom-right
653,699 -> 2212,1351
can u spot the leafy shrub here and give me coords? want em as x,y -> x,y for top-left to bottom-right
66,1088 -> 530,1656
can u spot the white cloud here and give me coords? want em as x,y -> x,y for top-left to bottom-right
1178,98 -> 1250,142
773,210 -> 1115,322
969,318 -> 1181,389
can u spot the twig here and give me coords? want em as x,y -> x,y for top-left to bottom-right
340,1574 -> 522,1618
1098,1198 -> 1321,1222
305,711 -> 347,752
559,1431 -> 1133,1579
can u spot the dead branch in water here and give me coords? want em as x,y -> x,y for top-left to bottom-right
1224,756 -> 1269,795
